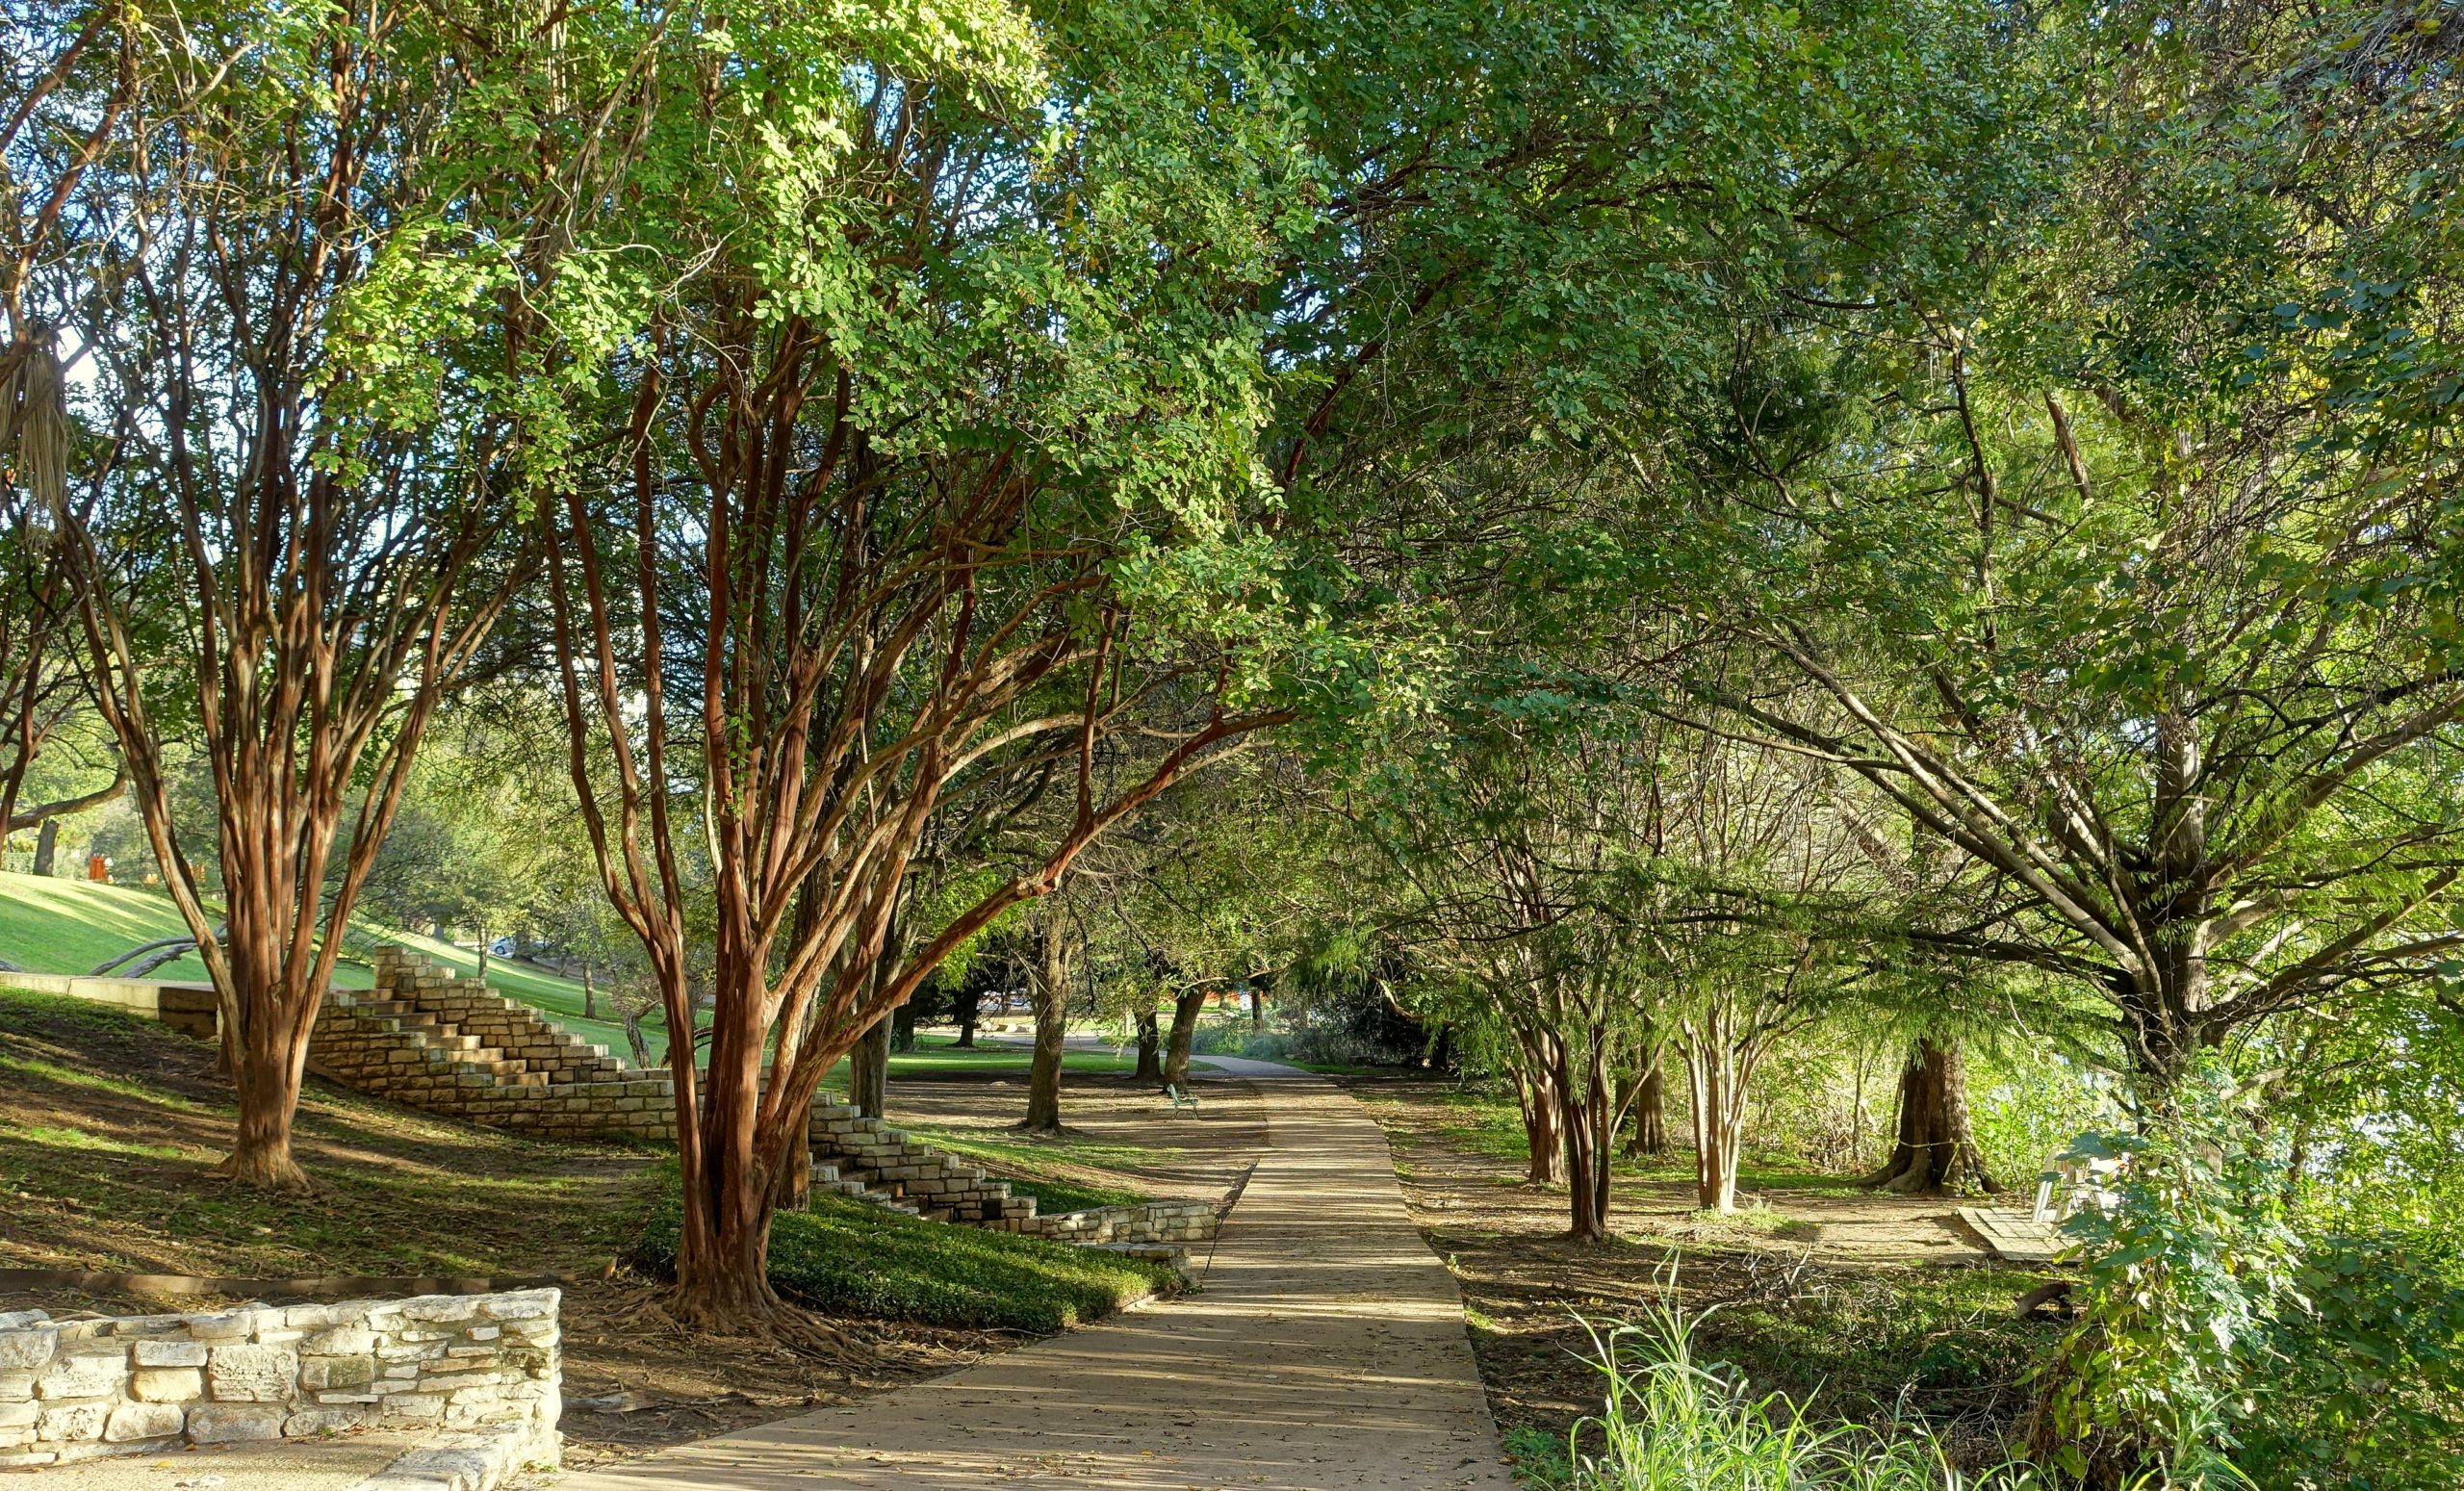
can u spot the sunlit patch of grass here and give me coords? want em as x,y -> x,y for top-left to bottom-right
904,1126 -> 1162,1212
16,1123 -> 192,1160
910,1125 -> 1183,1170
1669,1202 -> 1821,1240
0,1053 -> 226,1115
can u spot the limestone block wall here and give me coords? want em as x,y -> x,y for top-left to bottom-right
0,972 -> 218,1040
0,1289 -> 560,1471
1022,1198 -> 1217,1247
807,1109 -> 1037,1225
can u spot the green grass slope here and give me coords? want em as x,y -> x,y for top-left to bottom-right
0,871 -> 663,1060
0,987 -> 655,1277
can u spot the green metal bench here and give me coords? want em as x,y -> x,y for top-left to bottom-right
1165,1082 -> 1199,1115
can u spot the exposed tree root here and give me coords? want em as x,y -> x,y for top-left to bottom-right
623,1287 -> 869,1367
215,1150 -> 317,1194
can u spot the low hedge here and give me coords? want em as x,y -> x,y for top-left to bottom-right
631,1183 -> 1178,1333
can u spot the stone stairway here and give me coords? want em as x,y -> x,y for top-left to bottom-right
307,947 -> 1214,1248
307,947 -> 1041,1227
309,946 -> 644,1127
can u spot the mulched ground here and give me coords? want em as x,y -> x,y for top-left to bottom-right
1334,1076 -> 2065,1465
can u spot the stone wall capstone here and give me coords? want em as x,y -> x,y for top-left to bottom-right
1022,1198 -> 1217,1247
0,1288 -> 560,1471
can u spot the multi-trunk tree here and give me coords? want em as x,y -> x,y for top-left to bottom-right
538,1 -> 1306,1326
1683,0 -> 2464,1095
14,2 -> 638,1186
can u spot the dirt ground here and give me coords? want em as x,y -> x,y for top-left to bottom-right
1337,1078 -> 2062,1460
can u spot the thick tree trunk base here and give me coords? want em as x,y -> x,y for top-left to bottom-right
1862,1038 -> 2003,1197
648,1280 -> 854,1359
216,1146 -> 313,1193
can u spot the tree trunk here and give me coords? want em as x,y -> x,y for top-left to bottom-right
890,1001 -> 918,1054
849,1015 -> 890,1119
1133,1003 -> 1163,1083
581,962 -> 596,1021
1020,915 -> 1068,1133
671,1160 -> 784,1326
665,935 -> 799,1329
952,982 -> 979,1047
1863,1037 -> 2002,1195
1515,1061 -> 1567,1185
31,818 -> 57,876
1621,1056 -> 1668,1158
1681,1018 -> 1749,1213
1559,1042 -> 1614,1244
475,928 -> 489,985
221,1023 -> 312,1191
1248,986 -> 1263,1028
1163,987 -> 1207,1086
769,1093 -> 811,1212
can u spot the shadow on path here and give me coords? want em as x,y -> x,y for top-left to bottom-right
551,1060 -> 1518,1490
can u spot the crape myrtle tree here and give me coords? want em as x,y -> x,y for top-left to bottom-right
538,2 -> 1309,1326
13,1 -> 645,1186
1645,739 -> 1874,1214
1690,0 -> 2464,1093
1372,698 -> 1692,1239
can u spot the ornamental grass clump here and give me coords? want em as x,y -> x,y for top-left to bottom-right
1561,1298 -> 2054,1491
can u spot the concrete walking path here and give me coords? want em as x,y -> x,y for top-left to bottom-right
552,1059 -> 1518,1489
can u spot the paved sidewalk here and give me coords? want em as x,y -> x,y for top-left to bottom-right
552,1062 -> 1517,1489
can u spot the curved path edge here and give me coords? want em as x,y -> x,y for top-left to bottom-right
551,1059 -> 1518,1489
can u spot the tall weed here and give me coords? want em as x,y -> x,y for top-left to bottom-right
1560,1297 -> 2055,1491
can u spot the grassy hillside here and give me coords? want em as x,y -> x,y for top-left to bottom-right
0,871 -> 662,1060
0,873 -> 1152,1082
0,987 -> 655,1276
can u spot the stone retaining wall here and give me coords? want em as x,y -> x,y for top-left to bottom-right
0,972 -> 218,1040
0,1289 -> 560,1471
1024,1198 -> 1218,1247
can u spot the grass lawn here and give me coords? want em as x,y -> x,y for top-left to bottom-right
878,1031 -> 1139,1080
0,871 -> 670,1063
633,1179 -> 1176,1332
896,1124 -> 1164,1213
2,989 -> 1173,1331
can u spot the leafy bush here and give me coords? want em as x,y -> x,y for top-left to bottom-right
631,1185 -> 1178,1333
2035,1059 -> 2464,1491
2038,1061 -> 2305,1487
1557,1300 -> 2050,1490
2235,1238 -> 2464,1491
